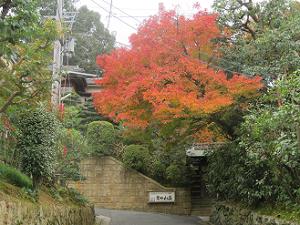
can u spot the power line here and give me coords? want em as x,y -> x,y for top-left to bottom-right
89,0 -> 138,31
98,0 -> 142,23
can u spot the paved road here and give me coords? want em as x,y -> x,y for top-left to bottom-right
95,208 -> 206,225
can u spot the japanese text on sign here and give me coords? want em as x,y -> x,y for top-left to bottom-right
148,192 -> 175,203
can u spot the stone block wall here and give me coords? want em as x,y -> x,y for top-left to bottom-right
68,156 -> 191,215
211,202 -> 300,225
0,200 -> 95,225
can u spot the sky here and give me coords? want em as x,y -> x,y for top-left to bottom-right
75,0 -> 215,46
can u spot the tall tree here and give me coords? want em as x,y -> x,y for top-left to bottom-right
93,9 -> 262,140
70,6 -> 115,74
38,1 -> 115,74
213,0 -> 300,80
0,0 -> 57,114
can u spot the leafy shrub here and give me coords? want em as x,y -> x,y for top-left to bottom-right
0,163 -> 32,189
207,72 -> 300,206
166,164 -> 184,184
148,156 -> 167,182
207,143 -> 280,206
120,121 -> 192,187
122,145 -> 151,173
58,187 -> 88,206
16,106 -> 60,188
86,121 -> 116,155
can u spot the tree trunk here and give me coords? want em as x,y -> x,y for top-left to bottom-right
0,91 -> 20,113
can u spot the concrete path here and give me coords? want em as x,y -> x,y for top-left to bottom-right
95,208 -> 206,225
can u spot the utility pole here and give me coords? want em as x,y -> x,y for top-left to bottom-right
107,0 -> 113,29
51,0 -> 64,107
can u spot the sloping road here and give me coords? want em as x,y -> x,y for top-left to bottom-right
95,208 -> 207,225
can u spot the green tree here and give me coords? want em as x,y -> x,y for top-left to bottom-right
38,1 -> 115,73
213,0 -> 300,80
16,107 -> 60,189
0,0 -> 57,114
70,6 -> 115,74
207,71 -> 300,206
86,121 -> 116,155
77,97 -> 112,131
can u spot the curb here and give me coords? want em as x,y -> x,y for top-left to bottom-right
95,215 -> 112,225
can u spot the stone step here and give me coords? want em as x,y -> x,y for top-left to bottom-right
192,203 -> 213,207
192,201 -> 213,205
191,207 -> 213,216
191,197 -> 213,202
192,201 -> 211,205
192,204 -> 212,209
191,187 -> 202,190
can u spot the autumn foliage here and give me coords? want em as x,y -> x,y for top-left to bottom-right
94,9 -> 262,132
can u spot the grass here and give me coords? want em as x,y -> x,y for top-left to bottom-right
0,163 -> 32,189
0,164 -> 88,206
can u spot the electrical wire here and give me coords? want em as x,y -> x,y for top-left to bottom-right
98,0 -> 142,23
89,0 -> 138,31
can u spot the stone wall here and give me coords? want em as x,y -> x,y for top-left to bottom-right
68,156 -> 191,215
0,200 -> 95,225
211,202 -> 300,225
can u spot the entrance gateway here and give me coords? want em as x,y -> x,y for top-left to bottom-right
186,142 -> 225,216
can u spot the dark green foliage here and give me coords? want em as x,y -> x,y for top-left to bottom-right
62,105 -> 81,129
166,164 -> 185,184
120,122 -> 191,187
70,6 -> 115,73
122,145 -> 151,173
207,143 -> 281,206
77,98 -> 111,132
86,121 -> 116,155
207,71 -> 300,206
16,107 -> 60,188
0,163 -> 32,189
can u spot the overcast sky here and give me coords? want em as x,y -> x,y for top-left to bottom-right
76,0 -> 215,46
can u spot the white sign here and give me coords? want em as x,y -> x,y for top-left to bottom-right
148,192 -> 175,203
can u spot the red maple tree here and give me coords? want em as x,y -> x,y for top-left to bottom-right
93,9 -> 262,139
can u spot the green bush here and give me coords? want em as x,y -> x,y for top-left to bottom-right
166,164 -> 185,185
0,163 -> 32,189
207,143 -> 280,206
207,72 -> 300,206
122,145 -> 151,173
58,187 -> 88,206
16,106 -> 60,188
86,121 -> 116,155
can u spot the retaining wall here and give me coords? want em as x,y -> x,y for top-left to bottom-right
68,156 -> 191,215
0,200 -> 95,225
